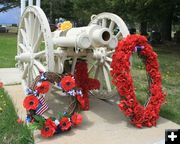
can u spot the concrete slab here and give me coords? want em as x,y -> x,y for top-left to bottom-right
4,85 -> 180,144
0,68 -> 22,85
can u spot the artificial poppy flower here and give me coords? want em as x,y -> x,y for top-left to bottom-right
35,81 -> 50,94
17,118 -> 24,124
0,81 -> 3,88
59,117 -> 72,131
60,76 -> 75,91
41,119 -> 57,138
71,113 -> 83,126
23,95 -> 39,110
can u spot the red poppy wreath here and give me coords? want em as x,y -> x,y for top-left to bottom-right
111,34 -> 166,128
20,61 -> 100,138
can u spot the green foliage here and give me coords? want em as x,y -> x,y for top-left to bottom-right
41,0 -> 74,23
0,89 -> 34,144
0,0 -> 19,12
0,34 -> 17,68
58,112 -> 71,120
29,115 -> 45,130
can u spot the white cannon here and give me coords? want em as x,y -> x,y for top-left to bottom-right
16,0 -> 129,99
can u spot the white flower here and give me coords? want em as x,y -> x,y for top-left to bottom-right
54,119 -> 60,126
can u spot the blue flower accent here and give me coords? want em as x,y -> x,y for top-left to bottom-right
134,46 -> 144,52
67,89 -> 76,96
63,111 -> 67,115
40,73 -> 47,80
26,116 -> 32,123
33,90 -> 39,96
57,82 -> 62,89
76,90 -> 83,96
55,125 -> 62,134
25,88 -> 33,95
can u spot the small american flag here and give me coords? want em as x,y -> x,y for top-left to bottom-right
36,95 -> 48,115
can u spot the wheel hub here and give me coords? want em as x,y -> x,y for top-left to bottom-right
93,47 -> 107,63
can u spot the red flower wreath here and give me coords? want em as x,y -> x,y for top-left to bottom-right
111,34 -> 165,128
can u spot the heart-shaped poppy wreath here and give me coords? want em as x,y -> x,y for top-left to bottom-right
22,61 -> 100,138
111,34 -> 166,128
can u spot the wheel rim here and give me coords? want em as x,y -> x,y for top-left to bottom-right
17,6 -> 54,91
88,12 -> 129,99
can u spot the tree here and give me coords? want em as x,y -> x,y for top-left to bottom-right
72,0 -> 128,26
41,0 -> 74,23
124,0 -> 180,40
0,0 -> 19,12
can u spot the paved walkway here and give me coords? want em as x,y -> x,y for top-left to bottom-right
0,68 -> 22,85
1,68 -> 180,144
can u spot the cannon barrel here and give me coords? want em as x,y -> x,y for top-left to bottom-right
52,25 -> 117,49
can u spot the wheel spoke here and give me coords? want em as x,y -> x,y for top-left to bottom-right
116,31 -> 122,39
71,57 -> 77,74
29,12 -> 34,45
33,32 -> 43,53
105,57 -> 112,63
109,21 -> 115,31
102,18 -> 107,27
105,62 -> 111,71
102,65 -> 112,91
88,61 -> 98,74
22,64 -> 28,79
106,50 -> 115,56
94,65 -> 100,79
19,43 -> 27,52
20,29 -> 28,47
24,17 -> 30,43
34,50 -> 45,58
27,62 -> 33,87
34,59 -> 46,72
32,17 -> 38,44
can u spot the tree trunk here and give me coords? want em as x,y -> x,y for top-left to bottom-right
140,21 -> 148,35
49,1 -> 53,23
160,5 -> 174,41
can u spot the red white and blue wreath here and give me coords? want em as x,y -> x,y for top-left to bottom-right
111,34 -> 166,128
19,61 -> 100,138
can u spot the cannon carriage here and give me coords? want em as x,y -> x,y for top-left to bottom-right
15,0 -> 130,99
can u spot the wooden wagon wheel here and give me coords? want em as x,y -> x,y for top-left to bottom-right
88,12 -> 129,99
16,6 -> 54,91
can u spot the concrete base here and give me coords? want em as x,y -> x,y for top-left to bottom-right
0,68 -> 22,85
4,85 -> 180,144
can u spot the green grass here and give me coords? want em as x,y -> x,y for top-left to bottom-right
132,43 -> 180,124
0,33 -> 17,68
0,88 -> 34,144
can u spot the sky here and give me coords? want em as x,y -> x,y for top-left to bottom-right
0,6 -> 20,25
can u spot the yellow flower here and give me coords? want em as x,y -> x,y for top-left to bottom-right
59,21 -> 72,31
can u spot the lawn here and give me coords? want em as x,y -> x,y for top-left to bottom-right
132,43 -> 180,124
0,33 -> 34,143
0,88 -> 34,144
0,33 -> 17,68
0,33 -> 179,127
